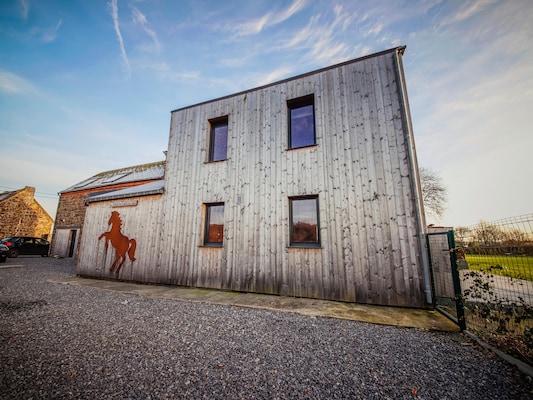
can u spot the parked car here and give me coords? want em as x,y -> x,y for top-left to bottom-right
0,244 -> 8,263
0,237 -> 50,258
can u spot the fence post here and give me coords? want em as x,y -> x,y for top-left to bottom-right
448,230 -> 466,331
425,233 -> 436,306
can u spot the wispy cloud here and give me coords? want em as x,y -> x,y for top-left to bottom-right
27,19 -> 63,43
0,70 -> 38,94
284,18 -> 313,48
19,0 -> 29,20
168,70 -> 202,82
440,0 -> 497,26
230,0 -> 306,37
364,21 -> 383,37
109,0 -> 131,78
282,6 -> 354,65
310,40 -> 350,64
219,55 -> 253,68
273,0 -> 307,25
131,6 -> 161,53
255,66 -> 294,86
41,19 -> 62,43
135,61 -> 211,92
332,4 -> 354,31
147,62 -> 201,83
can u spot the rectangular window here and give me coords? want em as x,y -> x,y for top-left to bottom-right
288,95 -> 315,149
208,117 -> 228,162
289,196 -> 320,247
204,203 -> 224,246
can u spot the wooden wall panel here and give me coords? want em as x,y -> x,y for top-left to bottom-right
78,48 -> 428,308
52,229 -> 71,258
154,49 -> 428,307
77,195 -> 164,282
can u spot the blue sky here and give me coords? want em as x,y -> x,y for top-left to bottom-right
0,0 -> 531,228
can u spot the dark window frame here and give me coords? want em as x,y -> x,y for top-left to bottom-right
204,202 -> 225,247
208,116 -> 229,162
289,195 -> 321,248
287,94 -> 316,150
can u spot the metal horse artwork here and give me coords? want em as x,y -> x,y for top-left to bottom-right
98,211 -> 137,273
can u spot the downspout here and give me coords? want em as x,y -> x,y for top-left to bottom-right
393,46 -> 432,304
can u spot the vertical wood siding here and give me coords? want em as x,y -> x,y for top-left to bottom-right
79,49 -> 428,307
52,229 -> 72,258
77,195 -> 164,281
158,49 -> 426,307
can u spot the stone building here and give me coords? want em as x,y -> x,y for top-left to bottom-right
50,161 -> 165,258
0,186 -> 53,239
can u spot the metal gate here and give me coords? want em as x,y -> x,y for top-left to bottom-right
426,230 -> 466,331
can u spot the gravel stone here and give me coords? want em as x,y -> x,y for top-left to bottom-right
1,257 -> 532,399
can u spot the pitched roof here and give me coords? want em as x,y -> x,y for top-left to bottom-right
0,189 -> 18,203
60,161 -> 165,193
0,186 -> 35,203
0,186 -> 53,220
85,180 -> 165,204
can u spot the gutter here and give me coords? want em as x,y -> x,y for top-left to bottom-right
85,188 -> 165,205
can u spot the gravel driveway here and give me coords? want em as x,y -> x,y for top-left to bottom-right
1,257 -> 531,399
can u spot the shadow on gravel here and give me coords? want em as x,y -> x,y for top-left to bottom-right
0,300 -> 48,312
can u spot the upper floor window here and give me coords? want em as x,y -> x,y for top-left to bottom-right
208,116 -> 228,162
288,95 -> 315,149
204,203 -> 224,246
289,195 -> 320,247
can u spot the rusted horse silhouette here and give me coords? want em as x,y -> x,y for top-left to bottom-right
98,211 -> 137,273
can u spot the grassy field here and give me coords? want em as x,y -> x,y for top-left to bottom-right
465,254 -> 533,281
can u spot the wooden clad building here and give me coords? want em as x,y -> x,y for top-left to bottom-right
78,47 -> 431,308
52,161 -> 165,259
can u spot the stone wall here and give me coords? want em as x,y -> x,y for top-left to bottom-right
54,191 -> 88,229
0,186 -> 53,239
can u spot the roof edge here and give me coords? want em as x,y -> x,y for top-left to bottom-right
59,160 -> 166,194
92,160 -> 166,179
85,188 -> 165,205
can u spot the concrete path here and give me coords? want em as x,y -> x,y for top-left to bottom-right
51,275 -> 460,332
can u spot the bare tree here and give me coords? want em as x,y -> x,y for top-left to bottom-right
454,226 -> 471,247
502,228 -> 531,245
473,220 -> 503,246
419,167 -> 447,222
